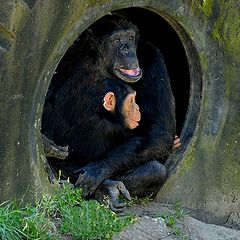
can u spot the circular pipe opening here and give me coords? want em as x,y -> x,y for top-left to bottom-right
41,6 -> 202,181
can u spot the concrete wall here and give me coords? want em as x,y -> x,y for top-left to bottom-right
0,0 -> 239,227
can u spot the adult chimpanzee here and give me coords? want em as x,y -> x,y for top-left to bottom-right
41,15 -> 176,207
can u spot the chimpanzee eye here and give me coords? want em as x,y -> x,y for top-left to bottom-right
114,38 -> 120,43
129,36 -> 134,41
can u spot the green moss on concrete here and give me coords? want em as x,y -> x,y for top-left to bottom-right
177,136 -> 197,177
156,136 -> 197,201
184,0 -> 201,14
199,52 -> 209,72
212,1 -> 240,62
184,0 -> 240,62
184,0 -> 213,16
89,0 -> 109,5
201,0 -> 213,17
217,134 -> 240,194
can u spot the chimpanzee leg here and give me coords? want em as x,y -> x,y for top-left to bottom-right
114,160 -> 167,197
94,161 -> 166,212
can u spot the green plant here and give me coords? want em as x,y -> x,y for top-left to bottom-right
54,184 -> 136,239
60,200 -> 136,239
173,202 -> 189,220
157,202 -> 189,240
0,199 -> 59,240
126,195 -> 153,207
21,198 -> 59,240
0,184 -> 136,240
0,201 -> 26,240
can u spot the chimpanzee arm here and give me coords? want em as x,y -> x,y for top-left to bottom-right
75,135 -> 144,197
133,40 -> 176,161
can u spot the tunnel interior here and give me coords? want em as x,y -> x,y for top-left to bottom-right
46,7 -> 190,135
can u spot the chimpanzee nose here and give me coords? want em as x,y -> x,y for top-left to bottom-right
120,44 -> 129,55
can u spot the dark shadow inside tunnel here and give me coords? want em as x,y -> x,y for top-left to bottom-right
46,7 -> 190,136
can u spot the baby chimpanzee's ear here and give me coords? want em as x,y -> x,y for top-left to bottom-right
103,92 -> 116,112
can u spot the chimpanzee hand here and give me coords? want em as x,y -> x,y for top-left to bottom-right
94,179 -> 131,212
74,162 -> 109,197
172,135 -> 181,150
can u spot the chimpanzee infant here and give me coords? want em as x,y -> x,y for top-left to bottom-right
44,78 -> 166,211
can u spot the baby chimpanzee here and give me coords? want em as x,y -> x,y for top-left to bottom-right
44,78 -> 165,211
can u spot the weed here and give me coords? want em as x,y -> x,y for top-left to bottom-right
0,201 -> 26,240
55,184 -> 136,239
21,199 -> 59,239
173,202 -> 189,220
127,195 -> 153,207
157,202 -> 190,240
60,199 -> 136,239
0,184 -> 136,240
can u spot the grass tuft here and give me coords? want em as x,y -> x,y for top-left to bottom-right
0,184 -> 136,240
0,201 -> 26,240
157,202 -> 190,240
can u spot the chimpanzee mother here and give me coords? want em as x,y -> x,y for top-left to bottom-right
42,14 -> 176,209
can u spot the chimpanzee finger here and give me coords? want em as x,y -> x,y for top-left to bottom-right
173,135 -> 181,150
174,138 -> 179,143
89,185 -> 98,196
109,202 -> 125,213
112,199 -> 126,208
77,181 -> 91,198
117,182 -> 131,201
82,188 -> 90,198
108,188 -> 126,209
79,181 -> 98,198
42,133 -> 69,159
74,174 -> 91,198
74,170 -> 86,186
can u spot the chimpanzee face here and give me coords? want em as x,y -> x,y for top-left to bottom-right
121,91 -> 141,129
100,29 -> 142,83
103,89 -> 141,130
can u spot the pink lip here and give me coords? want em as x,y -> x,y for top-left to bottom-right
131,119 -> 140,127
119,67 -> 141,77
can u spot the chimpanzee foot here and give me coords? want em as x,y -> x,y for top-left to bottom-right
41,133 -> 69,159
95,179 -> 131,212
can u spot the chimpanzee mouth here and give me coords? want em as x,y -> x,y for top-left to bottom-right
115,67 -> 142,82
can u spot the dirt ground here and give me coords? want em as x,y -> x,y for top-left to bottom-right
113,202 -> 240,240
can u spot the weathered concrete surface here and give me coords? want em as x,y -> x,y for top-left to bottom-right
155,0 -> 240,228
114,216 -> 240,240
114,203 -> 240,240
0,0 -> 239,230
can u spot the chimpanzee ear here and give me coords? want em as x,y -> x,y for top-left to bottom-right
103,92 -> 116,112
